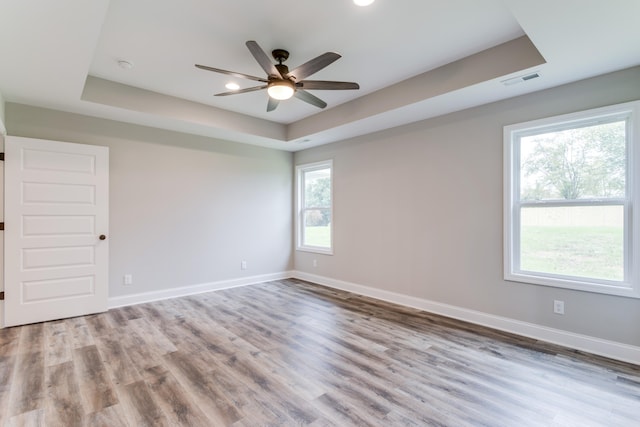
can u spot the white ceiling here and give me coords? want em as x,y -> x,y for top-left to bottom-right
1,0 -> 639,151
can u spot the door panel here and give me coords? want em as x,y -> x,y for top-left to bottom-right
22,246 -> 95,269
23,276 -> 95,303
4,136 -> 109,327
22,215 -> 95,236
22,182 -> 96,204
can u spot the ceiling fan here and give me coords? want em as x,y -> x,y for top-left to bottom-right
195,40 -> 360,112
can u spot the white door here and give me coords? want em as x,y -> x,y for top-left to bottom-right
4,136 -> 109,327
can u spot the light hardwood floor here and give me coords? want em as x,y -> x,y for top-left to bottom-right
0,279 -> 638,426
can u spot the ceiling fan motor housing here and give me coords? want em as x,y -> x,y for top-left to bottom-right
275,64 -> 290,79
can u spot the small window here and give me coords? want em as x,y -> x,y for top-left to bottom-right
504,101 -> 640,298
296,160 -> 333,254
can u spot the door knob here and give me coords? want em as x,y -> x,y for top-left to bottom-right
99,234 -> 107,240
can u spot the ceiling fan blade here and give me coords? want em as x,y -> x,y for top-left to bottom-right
267,97 -> 279,112
296,80 -> 360,90
214,85 -> 267,96
286,52 -> 341,81
246,40 -> 282,78
294,90 -> 327,109
195,64 -> 267,83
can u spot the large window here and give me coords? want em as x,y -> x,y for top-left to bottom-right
296,160 -> 333,254
504,101 -> 640,298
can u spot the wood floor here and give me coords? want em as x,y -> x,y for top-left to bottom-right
0,279 -> 638,426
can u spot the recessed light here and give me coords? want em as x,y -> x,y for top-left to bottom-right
117,59 -> 134,70
225,82 -> 240,90
354,0 -> 375,6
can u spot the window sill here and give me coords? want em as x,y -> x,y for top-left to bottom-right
296,246 -> 333,255
505,271 -> 640,298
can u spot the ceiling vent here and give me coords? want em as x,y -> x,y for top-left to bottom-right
501,72 -> 540,86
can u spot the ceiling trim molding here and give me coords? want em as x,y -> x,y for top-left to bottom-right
81,76 -> 287,145
79,36 -> 545,150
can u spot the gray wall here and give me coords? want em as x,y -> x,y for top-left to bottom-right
5,104 -> 293,298
294,66 -> 640,347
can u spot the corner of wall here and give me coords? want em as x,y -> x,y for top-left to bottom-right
0,91 -> 6,135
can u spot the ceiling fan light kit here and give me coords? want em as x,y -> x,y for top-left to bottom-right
267,80 -> 295,100
195,40 -> 360,111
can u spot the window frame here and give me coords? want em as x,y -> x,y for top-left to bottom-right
296,160 -> 334,255
504,101 -> 640,298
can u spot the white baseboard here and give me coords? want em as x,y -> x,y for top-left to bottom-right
108,271 -> 294,309
292,271 -> 640,366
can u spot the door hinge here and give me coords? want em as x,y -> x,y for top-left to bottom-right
0,292 -> 4,301
0,152 -> 4,161
0,222 -> 3,231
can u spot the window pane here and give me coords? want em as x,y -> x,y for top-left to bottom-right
303,209 -> 331,248
520,120 -> 626,200
297,160 -> 333,253
304,168 -> 331,208
520,205 -> 623,281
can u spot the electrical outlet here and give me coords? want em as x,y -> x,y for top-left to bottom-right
241,260 -> 247,270
553,300 -> 565,315
313,259 -> 317,267
123,274 -> 133,286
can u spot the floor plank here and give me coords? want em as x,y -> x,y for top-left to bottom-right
145,366 -> 214,427
163,350 -> 243,425
4,408 -> 45,427
72,345 -> 118,413
0,328 -> 21,357
94,333 -> 142,387
84,404 -> 128,427
65,317 -> 95,349
117,380 -> 171,427
0,279 -> 638,426
7,351 -> 44,417
0,354 -> 18,426
45,361 -> 84,427
44,321 -> 72,367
